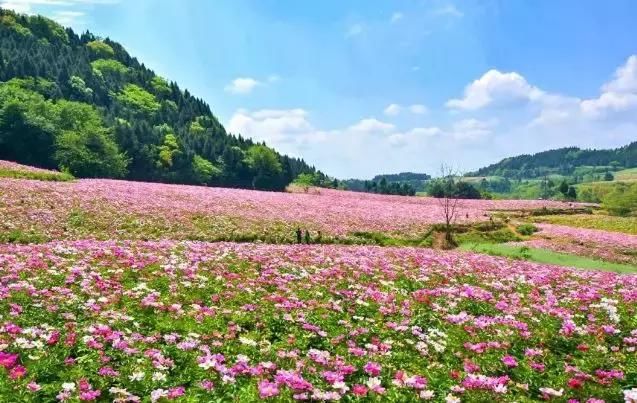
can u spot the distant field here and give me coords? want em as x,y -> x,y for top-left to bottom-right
459,243 -> 637,273
614,167 -> 637,181
0,174 -> 589,244
0,160 -> 73,181
532,213 -> 637,235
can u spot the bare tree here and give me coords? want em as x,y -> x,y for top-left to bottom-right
436,164 -> 462,248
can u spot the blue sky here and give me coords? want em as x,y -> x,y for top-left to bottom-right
3,0 -> 637,178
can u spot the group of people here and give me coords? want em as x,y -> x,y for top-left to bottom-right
295,228 -> 322,244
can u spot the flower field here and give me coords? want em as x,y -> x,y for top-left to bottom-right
0,176 -> 586,243
0,161 -> 73,182
0,240 -> 636,402
511,224 -> 637,265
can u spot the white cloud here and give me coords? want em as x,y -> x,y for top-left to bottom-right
433,4 -> 463,18
227,108 -> 324,147
446,69 -> 544,110
384,103 -> 428,116
348,118 -> 395,134
224,77 -> 261,94
383,104 -> 401,116
390,12 -> 403,23
579,55 -> 637,119
409,104 -> 428,114
51,10 -> 83,24
580,92 -> 637,119
388,127 -> 441,147
602,55 -> 637,94
450,118 -> 496,140
346,23 -> 363,37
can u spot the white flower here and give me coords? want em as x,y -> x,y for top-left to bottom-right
61,382 -> 76,391
366,377 -> 382,389
151,372 -> 166,382
420,390 -> 435,400
624,388 -> 637,403
494,384 -> 507,394
539,387 -> 563,397
445,394 -> 461,403
129,371 -> 145,381
150,388 -> 167,402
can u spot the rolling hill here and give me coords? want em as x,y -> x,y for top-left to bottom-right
0,8 -> 325,190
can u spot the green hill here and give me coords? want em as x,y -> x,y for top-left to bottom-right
0,8 -> 324,190
468,142 -> 637,180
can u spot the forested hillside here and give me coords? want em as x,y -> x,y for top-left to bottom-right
469,142 -> 637,179
0,8 -> 324,190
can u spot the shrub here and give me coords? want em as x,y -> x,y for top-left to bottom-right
516,223 -> 538,236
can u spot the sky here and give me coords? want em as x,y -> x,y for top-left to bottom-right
2,0 -> 637,178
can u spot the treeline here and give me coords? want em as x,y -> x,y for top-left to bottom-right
363,178 -> 417,196
0,9 -> 323,190
470,142 -> 637,179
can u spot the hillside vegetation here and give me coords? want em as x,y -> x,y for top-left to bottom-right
0,8 -> 324,190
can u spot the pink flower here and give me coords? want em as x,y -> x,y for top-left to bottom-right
352,384 -> 368,396
199,380 -> 214,391
27,381 -> 41,392
502,355 -> 518,368
258,380 -> 279,399
9,365 -> 26,379
0,352 -> 18,369
167,387 -> 185,399
79,390 -> 101,401
363,361 -> 382,377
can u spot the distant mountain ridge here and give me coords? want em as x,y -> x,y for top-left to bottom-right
0,8 -> 325,190
468,142 -> 637,179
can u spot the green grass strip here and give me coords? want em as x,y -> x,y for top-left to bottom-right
459,243 -> 637,274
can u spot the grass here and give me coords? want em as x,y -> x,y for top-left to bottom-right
459,243 -> 637,274
531,213 -> 637,235
0,167 -> 74,181
614,167 -> 637,181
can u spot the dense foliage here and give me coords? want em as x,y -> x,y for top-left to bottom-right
469,142 -> 637,179
428,178 -> 484,199
0,9 -> 323,190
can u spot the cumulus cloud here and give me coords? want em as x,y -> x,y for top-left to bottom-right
409,104 -> 428,114
383,104 -> 401,116
446,70 -> 544,110
450,118 -> 497,140
388,127 -> 441,147
383,103 -> 428,116
579,55 -> 637,119
224,77 -> 261,94
348,118 -> 395,134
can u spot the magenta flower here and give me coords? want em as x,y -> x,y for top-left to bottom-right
502,355 -> 518,368
0,352 -> 18,369
9,365 -> 26,379
364,361 -> 382,376
258,380 -> 279,399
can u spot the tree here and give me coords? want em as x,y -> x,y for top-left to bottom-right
559,180 -> 569,196
454,182 -> 482,199
436,165 -> 461,248
604,172 -> 614,181
603,184 -> 637,216
53,100 -> 128,178
566,186 -> 577,200
192,154 -> 221,184
245,145 -> 283,190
